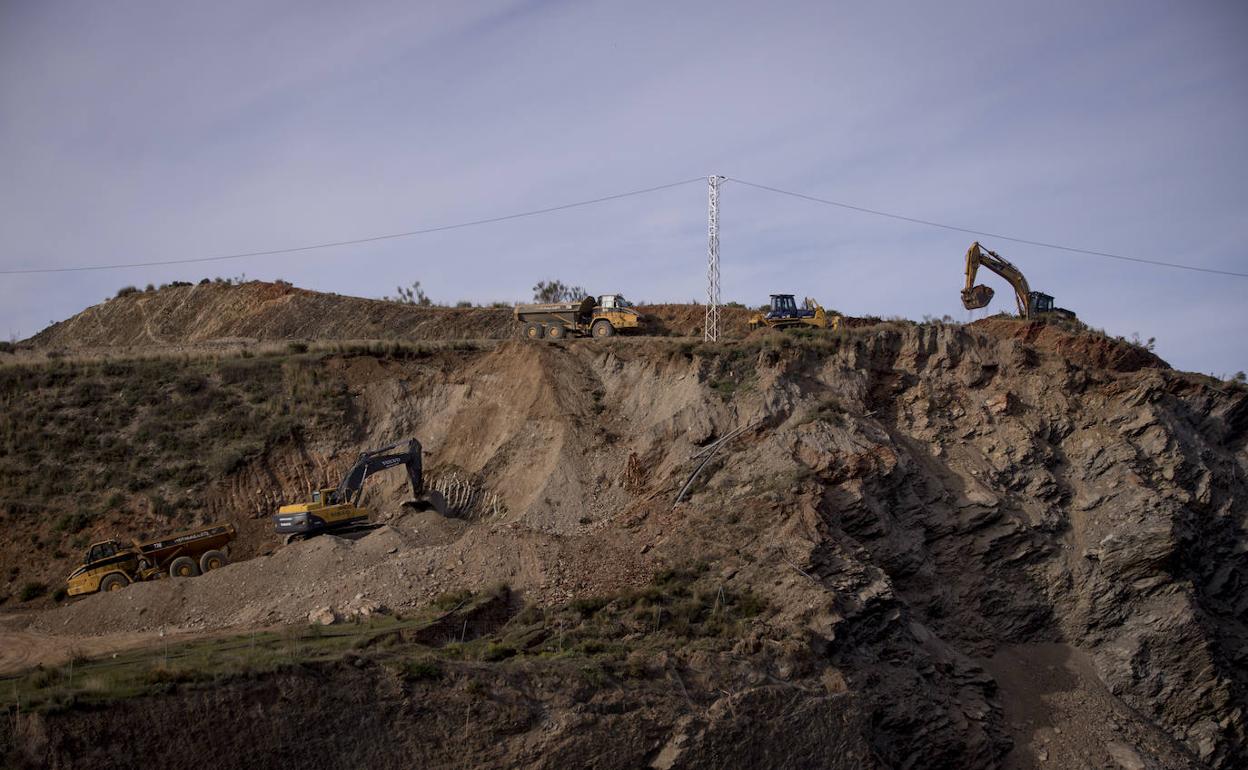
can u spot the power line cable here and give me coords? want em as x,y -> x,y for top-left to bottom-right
0,177 -> 706,275
727,177 -> 1248,279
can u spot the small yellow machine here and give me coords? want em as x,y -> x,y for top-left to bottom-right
747,294 -> 840,331
514,294 -> 644,339
65,523 -> 236,596
273,438 -> 447,544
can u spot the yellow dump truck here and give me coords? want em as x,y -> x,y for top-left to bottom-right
66,523 -> 236,596
514,294 -> 644,339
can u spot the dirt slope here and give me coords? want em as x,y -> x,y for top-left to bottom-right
3,291 -> 1242,768
25,281 -> 760,347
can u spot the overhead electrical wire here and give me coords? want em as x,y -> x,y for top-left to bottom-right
0,177 -> 706,275
726,177 -> 1248,279
3,174 -> 1242,279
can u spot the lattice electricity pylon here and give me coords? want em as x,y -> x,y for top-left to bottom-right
705,175 -> 724,342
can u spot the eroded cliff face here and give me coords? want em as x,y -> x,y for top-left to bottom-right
740,324 -> 1246,767
3,319 -> 1243,769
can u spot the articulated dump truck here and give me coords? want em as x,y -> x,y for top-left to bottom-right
514,294 -> 644,339
66,523 -> 236,596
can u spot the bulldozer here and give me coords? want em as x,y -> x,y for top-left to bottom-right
273,438 -> 447,544
747,294 -> 840,331
961,242 -> 1076,320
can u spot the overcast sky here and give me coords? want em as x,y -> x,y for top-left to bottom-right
1,1 -> 1245,374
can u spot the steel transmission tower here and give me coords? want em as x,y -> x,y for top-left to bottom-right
705,175 -> 724,341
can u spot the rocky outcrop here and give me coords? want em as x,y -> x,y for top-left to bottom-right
3,313 -> 1242,769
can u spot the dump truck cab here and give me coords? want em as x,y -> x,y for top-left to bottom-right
598,294 -> 631,310
591,294 -> 642,337
85,539 -> 128,565
66,539 -> 142,596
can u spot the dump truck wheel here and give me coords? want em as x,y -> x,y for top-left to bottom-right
169,556 -> 199,578
524,322 -> 545,339
199,550 -> 228,572
100,573 -> 128,593
546,324 -> 566,340
592,320 -> 615,338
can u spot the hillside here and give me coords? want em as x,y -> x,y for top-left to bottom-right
25,280 -> 761,348
2,284 -> 1243,769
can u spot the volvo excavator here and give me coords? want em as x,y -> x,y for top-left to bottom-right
272,438 -> 447,544
961,242 -> 1075,320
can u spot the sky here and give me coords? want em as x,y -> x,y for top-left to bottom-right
1,0 -> 1245,375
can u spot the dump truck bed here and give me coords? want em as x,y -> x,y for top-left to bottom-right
513,298 -> 594,325
137,523 -> 235,563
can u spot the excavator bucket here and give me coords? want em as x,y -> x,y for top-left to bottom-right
961,285 -> 994,310
402,490 -> 450,517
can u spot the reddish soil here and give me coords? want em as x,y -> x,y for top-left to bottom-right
971,316 -> 1168,372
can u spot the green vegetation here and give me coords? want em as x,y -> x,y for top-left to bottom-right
797,396 -> 846,427
0,350 -> 352,524
0,567 -> 766,713
19,582 -> 47,601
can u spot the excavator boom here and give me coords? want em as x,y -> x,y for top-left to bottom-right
336,439 -> 425,506
962,242 -> 1033,318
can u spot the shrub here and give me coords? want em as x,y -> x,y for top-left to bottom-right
402,659 -> 443,681
455,300 -> 473,308
432,589 -> 473,611
481,643 -> 516,662
385,281 -> 432,306
53,511 -> 94,533
115,286 -> 139,298
19,582 -> 47,601
286,341 -> 309,354
532,280 -> 588,303
570,596 -> 609,617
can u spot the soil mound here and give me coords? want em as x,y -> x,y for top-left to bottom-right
971,316 -> 1168,372
26,281 -> 763,348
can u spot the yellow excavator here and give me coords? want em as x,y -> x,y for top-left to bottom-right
961,242 -> 1075,320
272,438 -> 447,544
